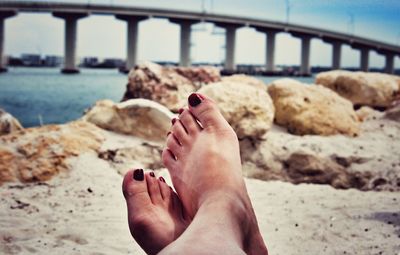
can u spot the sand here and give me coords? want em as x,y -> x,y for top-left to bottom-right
1,146 -> 399,254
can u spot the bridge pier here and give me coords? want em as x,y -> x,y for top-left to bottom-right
293,33 -> 313,76
256,28 -> 280,73
331,41 -> 342,70
0,11 -> 17,73
170,19 -> 197,67
379,51 -> 395,74
359,48 -> 370,72
215,23 -> 240,72
53,12 -> 88,74
116,15 -> 147,72
352,45 -> 370,72
323,39 -> 343,70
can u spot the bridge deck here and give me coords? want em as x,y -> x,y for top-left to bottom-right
0,1 -> 399,55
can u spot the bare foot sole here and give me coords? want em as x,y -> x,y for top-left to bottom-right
122,169 -> 190,255
162,93 -> 268,254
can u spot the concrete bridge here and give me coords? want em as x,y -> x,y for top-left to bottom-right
1,1 -> 399,74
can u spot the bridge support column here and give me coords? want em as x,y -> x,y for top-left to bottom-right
116,15 -> 147,72
331,41 -> 342,70
383,53 -> 395,74
292,33 -> 313,76
359,48 -> 369,72
265,31 -> 277,73
292,34 -> 312,76
215,23 -> 240,72
170,19 -> 197,67
257,29 -> 278,73
53,12 -> 88,74
0,11 -> 17,73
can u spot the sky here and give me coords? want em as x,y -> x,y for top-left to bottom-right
4,0 -> 400,68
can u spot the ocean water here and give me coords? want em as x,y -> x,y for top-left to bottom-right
0,67 -> 315,128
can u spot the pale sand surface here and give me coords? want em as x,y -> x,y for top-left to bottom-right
1,151 -> 399,254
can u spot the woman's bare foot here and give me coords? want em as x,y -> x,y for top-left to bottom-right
161,93 -> 268,254
122,169 -> 190,255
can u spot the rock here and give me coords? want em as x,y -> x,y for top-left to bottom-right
0,121 -> 104,185
385,101 -> 400,121
82,99 -> 174,144
267,78 -> 360,136
221,74 -> 266,91
0,109 -> 23,136
175,66 -> 220,86
197,80 -> 275,139
356,106 -> 382,122
122,62 -> 220,111
315,70 -> 400,109
240,111 -> 400,191
99,142 -> 163,176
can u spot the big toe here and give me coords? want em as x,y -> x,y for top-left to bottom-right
122,169 -> 151,226
187,93 -> 229,130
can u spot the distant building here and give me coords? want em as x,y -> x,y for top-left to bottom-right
102,58 -> 125,68
82,57 -> 99,67
44,55 -> 63,67
21,54 -> 42,66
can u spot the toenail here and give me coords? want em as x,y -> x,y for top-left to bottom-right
188,93 -> 202,107
178,108 -> 184,114
133,169 -> 144,181
172,118 -> 177,125
150,172 -> 155,177
159,177 -> 166,183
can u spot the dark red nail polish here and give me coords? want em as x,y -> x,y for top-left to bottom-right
133,169 -> 144,181
188,93 -> 202,107
159,177 -> 165,183
178,108 -> 184,114
172,118 -> 177,125
166,131 -> 171,137
150,172 -> 155,177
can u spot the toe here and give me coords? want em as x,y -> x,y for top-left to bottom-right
187,93 -> 229,130
122,169 -> 151,216
162,148 -> 177,169
171,120 -> 190,146
166,134 -> 182,158
158,177 -> 172,203
178,109 -> 201,136
146,172 -> 163,204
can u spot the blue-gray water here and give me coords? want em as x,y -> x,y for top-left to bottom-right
0,67 -> 314,128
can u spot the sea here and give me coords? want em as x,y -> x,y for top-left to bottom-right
0,67 -> 315,128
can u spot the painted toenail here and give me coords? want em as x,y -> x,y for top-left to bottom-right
150,172 -> 155,177
188,93 -> 202,107
178,108 -> 184,114
133,169 -> 144,181
172,118 -> 177,125
159,177 -> 166,183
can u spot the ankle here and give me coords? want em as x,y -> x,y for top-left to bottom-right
196,190 -> 252,244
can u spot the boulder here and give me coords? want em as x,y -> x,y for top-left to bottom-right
0,109 -> 23,136
122,62 -> 220,111
385,101 -> 400,122
0,121 -> 104,185
240,110 -> 400,191
221,74 -> 266,91
315,70 -> 400,109
197,80 -> 274,139
267,78 -> 360,136
82,99 -> 174,143
175,66 -> 220,86
356,106 -> 382,122
99,143 -> 163,176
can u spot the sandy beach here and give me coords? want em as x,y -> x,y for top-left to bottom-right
1,66 -> 400,254
1,146 -> 399,254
